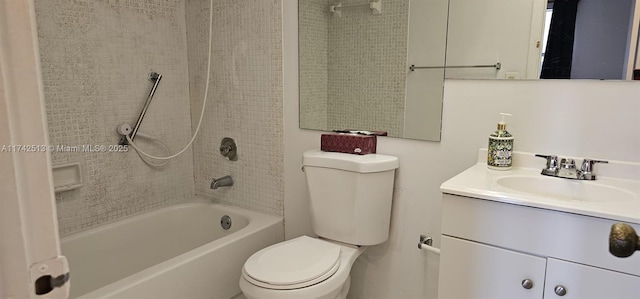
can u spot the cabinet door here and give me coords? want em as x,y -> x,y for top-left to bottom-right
544,258 -> 640,299
438,236 -> 546,299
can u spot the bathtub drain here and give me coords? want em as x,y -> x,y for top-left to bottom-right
220,215 -> 232,230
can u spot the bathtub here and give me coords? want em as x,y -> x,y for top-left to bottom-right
60,201 -> 283,299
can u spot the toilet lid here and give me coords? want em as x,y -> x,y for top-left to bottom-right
243,236 -> 341,290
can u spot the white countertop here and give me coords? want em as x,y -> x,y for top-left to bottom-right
440,150 -> 640,224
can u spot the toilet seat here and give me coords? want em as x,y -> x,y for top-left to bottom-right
243,236 -> 341,290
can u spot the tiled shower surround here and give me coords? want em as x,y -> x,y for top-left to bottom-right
35,0 -> 284,236
185,0 -> 284,215
299,0 -> 330,130
299,0 -> 409,136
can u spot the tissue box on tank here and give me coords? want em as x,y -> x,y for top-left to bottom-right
320,133 -> 376,155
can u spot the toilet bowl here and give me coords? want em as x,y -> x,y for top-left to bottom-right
239,236 -> 365,299
239,150 -> 398,299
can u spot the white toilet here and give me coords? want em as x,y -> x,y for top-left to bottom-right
239,149 -> 399,299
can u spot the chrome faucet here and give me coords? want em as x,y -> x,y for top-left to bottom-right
536,154 -> 607,180
580,158 -> 609,180
211,175 -> 234,189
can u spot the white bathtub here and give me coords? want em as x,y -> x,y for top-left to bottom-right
61,201 -> 283,299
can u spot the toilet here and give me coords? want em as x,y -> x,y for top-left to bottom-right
239,149 -> 399,299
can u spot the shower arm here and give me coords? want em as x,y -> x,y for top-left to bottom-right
119,72 -> 162,145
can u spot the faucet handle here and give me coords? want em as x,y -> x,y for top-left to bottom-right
581,158 -> 608,174
535,154 -> 559,175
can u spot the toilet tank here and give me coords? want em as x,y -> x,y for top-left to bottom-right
302,150 -> 399,246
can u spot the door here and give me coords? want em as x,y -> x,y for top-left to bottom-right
0,0 -> 69,298
438,236 -> 546,299
446,0 -> 548,79
544,258 -> 640,299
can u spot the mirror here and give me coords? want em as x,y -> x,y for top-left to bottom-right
298,0 -> 448,141
445,0 -> 639,80
299,0 -> 640,142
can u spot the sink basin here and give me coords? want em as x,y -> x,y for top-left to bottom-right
440,150 -> 640,224
496,176 -> 636,202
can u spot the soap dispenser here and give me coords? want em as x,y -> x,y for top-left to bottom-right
487,113 -> 513,170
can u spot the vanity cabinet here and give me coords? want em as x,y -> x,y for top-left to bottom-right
438,194 -> 640,299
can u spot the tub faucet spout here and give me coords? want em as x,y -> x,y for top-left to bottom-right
211,175 -> 233,189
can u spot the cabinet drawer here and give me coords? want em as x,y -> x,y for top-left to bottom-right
442,194 -> 640,276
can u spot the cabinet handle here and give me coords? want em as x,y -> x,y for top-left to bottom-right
609,223 -> 640,258
521,279 -> 534,289
554,285 -> 567,296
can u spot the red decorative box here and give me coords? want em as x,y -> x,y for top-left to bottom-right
320,133 -> 377,155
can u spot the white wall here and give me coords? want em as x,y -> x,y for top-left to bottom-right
572,0 -> 634,79
285,4 -> 640,298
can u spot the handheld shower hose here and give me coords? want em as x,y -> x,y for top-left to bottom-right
126,0 -> 214,161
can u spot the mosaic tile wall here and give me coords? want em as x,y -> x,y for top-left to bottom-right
299,0 -> 330,129
299,0 -> 409,136
327,0 -> 408,136
35,0 -> 195,236
185,0 -> 284,216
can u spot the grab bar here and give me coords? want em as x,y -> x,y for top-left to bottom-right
330,0 -> 382,15
119,72 -> 162,145
409,62 -> 501,71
